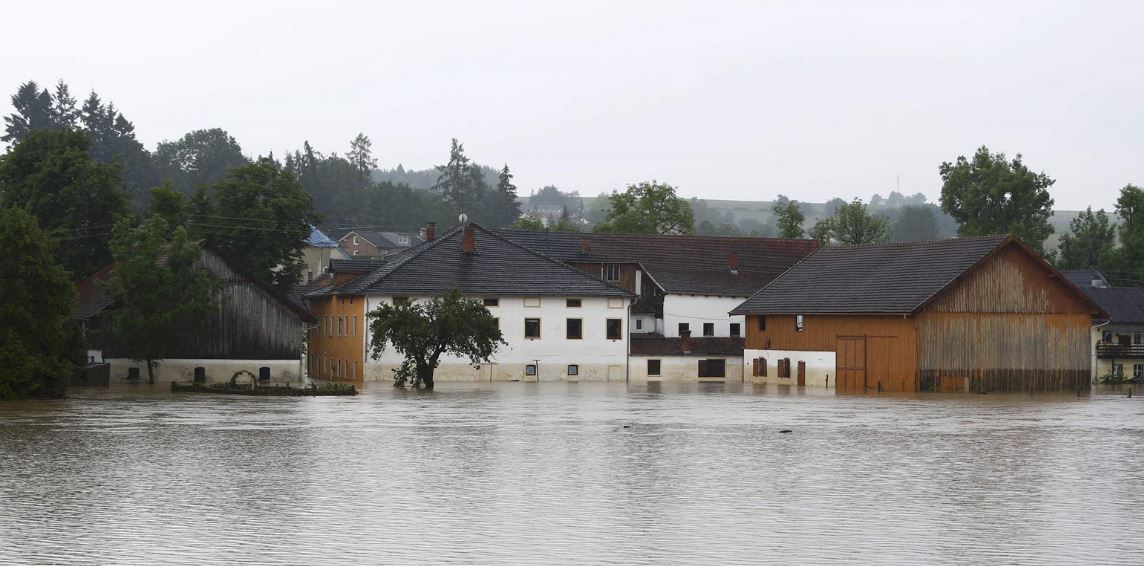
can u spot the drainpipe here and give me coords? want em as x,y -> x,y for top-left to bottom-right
626,298 -> 632,384
1093,318 -> 1111,385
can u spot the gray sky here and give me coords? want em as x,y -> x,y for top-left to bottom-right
3,0 -> 1142,210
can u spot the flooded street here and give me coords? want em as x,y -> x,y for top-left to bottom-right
2,382 -> 1143,565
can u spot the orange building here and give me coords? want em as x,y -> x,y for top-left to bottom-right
305,259 -> 378,380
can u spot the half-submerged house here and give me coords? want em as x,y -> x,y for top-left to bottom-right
1076,286 -> 1144,381
75,244 -> 317,384
306,223 -> 636,382
731,236 -> 1105,392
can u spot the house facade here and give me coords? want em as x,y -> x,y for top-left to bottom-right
301,226 -> 348,284
306,223 -> 635,383
732,236 -> 1104,393
1077,286 -> 1144,381
75,244 -> 317,384
337,229 -> 424,258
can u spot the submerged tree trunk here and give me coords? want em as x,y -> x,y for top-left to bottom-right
418,363 -> 435,389
146,359 -> 156,384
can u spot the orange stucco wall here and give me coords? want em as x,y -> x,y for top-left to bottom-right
307,294 -> 366,380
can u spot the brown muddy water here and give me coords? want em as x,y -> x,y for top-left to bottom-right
1,382 -> 1142,565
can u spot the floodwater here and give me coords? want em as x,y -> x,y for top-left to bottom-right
1,382 -> 1143,565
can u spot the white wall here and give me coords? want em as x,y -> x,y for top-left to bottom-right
363,295 -> 630,382
629,355 -> 743,383
106,358 -> 303,384
662,295 -> 747,338
743,348 -> 836,388
631,314 -> 657,334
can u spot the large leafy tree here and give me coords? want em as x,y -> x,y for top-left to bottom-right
1055,207 -> 1117,270
891,205 -> 939,242
811,199 -> 889,245
0,208 -> 79,399
772,197 -> 806,238
368,290 -> 505,389
154,128 -> 248,194
1109,184 -> 1144,286
594,181 -> 694,235
939,146 -> 1056,252
103,216 -> 216,383
0,128 -> 129,278
200,158 -> 318,289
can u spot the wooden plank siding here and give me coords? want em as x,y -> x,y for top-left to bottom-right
565,262 -> 639,294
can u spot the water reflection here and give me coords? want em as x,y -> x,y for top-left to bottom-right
1,383 -> 1142,564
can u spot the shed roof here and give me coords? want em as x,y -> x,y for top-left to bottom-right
495,229 -> 819,296
731,236 -> 1023,315
322,224 -> 635,298
1080,287 -> 1144,325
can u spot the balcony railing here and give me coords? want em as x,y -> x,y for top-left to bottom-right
1096,343 -> 1144,359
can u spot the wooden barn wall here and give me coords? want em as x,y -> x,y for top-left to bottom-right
565,262 -> 639,294
107,250 -> 305,360
925,243 -> 1092,314
745,314 -> 918,392
916,313 -> 1091,392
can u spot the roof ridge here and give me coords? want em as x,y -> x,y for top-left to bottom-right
496,227 -> 817,245
822,234 -> 1009,250
330,225 -> 463,295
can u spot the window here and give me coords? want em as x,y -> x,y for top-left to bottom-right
795,315 -> 805,332
393,297 -> 411,306
352,235 -> 359,245
730,323 -> 740,337
307,271 -> 313,283
606,318 -> 622,340
647,359 -> 661,376
525,318 -> 541,339
778,358 -> 791,378
607,298 -> 624,309
339,316 -> 345,336
525,297 -> 541,307
566,298 -> 581,308
1103,331 -> 1114,343
567,364 -> 579,376
484,298 -> 499,307
353,361 -> 358,380
698,359 -> 726,378
1135,365 -> 1144,379
703,323 -> 714,337
636,319 -> 643,330
525,364 -> 537,376
353,316 -> 358,337
1113,364 -> 1124,378
604,264 -> 621,282
326,316 -> 333,335
758,316 -> 766,331
566,318 -> 583,340
1135,334 -> 1143,345
678,323 -> 689,335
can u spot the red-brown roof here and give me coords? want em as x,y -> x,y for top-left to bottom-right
630,334 -> 744,356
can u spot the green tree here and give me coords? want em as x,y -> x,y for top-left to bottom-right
200,158 -> 319,289
0,208 -> 78,400
772,197 -> 806,238
487,164 -> 524,227
1109,184 -> 1144,286
147,183 -> 188,231
939,146 -> 1056,252
80,90 -> 155,206
1055,207 -> 1117,270
154,128 -> 248,194
103,216 -> 216,383
813,199 -> 889,245
552,206 -> 580,232
432,138 -> 487,215
2,81 -> 59,144
346,133 -> 377,178
368,290 -> 505,389
891,205 -> 938,241
0,128 -> 129,278
594,181 -> 694,235
511,214 -> 546,230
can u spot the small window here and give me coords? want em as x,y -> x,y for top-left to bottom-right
730,323 -> 740,337
338,316 -> 344,336
353,236 -> 359,245
1135,334 -> 1143,346
607,297 -> 624,309
566,318 -> 583,340
1135,364 -> 1144,379
353,361 -> 358,380
525,318 -> 541,339
758,316 -> 766,331
698,359 -> 726,378
525,364 -> 537,376
647,359 -> 661,376
795,315 -> 804,332
678,322 -> 689,335
636,319 -> 643,330
484,298 -> 499,307
352,316 -> 358,337
525,297 -> 541,307
567,364 -> 579,376
1113,364 -> 1124,378
605,264 -> 621,282
394,297 -> 411,306
566,298 -> 581,308
1103,331 -> 1114,343
703,323 -> 714,337
606,318 -> 622,340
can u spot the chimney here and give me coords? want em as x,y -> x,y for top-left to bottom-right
728,252 -> 739,275
680,328 -> 693,354
424,222 -> 436,242
581,238 -> 591,256
462,224 -> 476,254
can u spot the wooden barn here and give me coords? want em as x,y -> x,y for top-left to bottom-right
730,236 -> 1105,393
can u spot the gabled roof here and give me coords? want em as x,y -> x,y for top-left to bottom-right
329,258 -> 387,274
341,230 -> 423,249
324,224 -> 635,298
307,226 -> 339,248
1080,287 -> 1144,325
495,229 -> 819,296
731,236 -> 1015,315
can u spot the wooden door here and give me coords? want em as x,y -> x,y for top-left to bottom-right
866,336 -> 895,391
796,361 -> 806,386
836,337 -> 866,390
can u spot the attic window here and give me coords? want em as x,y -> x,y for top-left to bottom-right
353,236 -> 359,245
566,299 -> 581,308
483,298 -> 499,307
604,264 -> 621,282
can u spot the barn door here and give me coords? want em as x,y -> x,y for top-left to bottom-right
796,361 -> 806,386
836,337 -> 866,390
866,336 -> 896,391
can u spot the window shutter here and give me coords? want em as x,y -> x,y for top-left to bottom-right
752,358 -> 760,377
761,357 -> 767,377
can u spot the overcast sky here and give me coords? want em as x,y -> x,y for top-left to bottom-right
3,0 -> 1142,210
